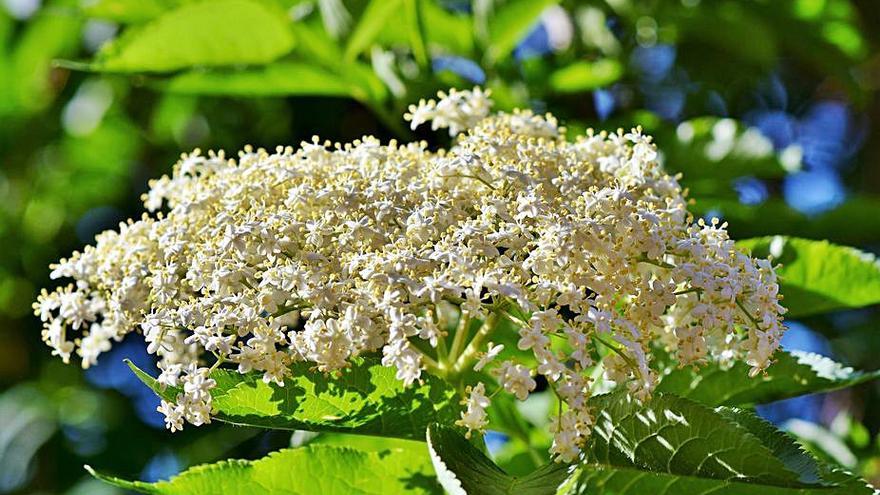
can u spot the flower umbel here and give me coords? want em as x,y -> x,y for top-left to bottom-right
34,88 -> 786,461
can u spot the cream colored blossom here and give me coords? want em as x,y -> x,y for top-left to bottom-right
34,88 -> 786,460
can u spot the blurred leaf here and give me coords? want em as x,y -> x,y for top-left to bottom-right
291,21 -> 343,66
785,419 -> 858,469
85,0 -> 294,73
561,392 -> 874,495
693,197 -> 880,246
660,117 -> 788,181
0,386 -> 57,493
744,2 -> 865,100
88,441 -> 441,494
162,62 -> 353,96
547,59 -> 623,93
419,0 -> 473,55
656,350 -> 880,407
404,0 -> 428,67
737,236 -> 880,317
7,10 -> 82,116
288,21 -> 389,102
346,0 -> 471,63
81,0 -> 176,23
150,93 -> 198,144
128,357 -> 460,441
344,0 -> 404,61
486,0 -> 557,63
675,3 -> 777,71
426,423 -> 571,495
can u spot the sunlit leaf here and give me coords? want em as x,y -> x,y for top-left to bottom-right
548,59 -> 622,93
127,357 -> 460,441
344,0 -> 404,61
426,423 -> 572,495
559,392 -> 873,494
88,440 -> 441,494
737,236 -> 880,317
161,62 -> 353,97
8,10 -> 81,116
656,350 -> 880,406
81,0 -> 175,23
87,0 -> 294,72
404,0 -> 428,67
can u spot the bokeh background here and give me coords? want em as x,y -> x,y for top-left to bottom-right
1,0 -> 879,492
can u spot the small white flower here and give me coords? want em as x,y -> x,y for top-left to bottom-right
35,88 -> 785,457
456,383 -> 490,437
473,342 -> 504,372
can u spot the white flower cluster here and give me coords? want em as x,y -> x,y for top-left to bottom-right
35,88 -> 785,461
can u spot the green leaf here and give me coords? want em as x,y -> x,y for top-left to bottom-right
419,0 -> 473,55
656,350 -> 880,407
81,0 -> 177,23
486,0 -> 557,63
426,423 -> 572,495
547,59 -> 623,93
344,0 -> 404,61
161,62 -> 355,97
403,0 -> 428,67
87,0 -> 295,73
127,357 -> 461,441
559,392 -> 874,494
88,440 -> 442,494
659,117 -> 790,183
7,10 -> 82,117
585,392 -> 824,488
691,196 -> 880,246
737,236 -> 880,317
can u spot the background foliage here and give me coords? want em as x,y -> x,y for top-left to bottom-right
1,0 -> 880,493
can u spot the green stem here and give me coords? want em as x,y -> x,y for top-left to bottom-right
735,298 -> 761,328
635,255 -> 675,269
448,310 -> 472,363
272,301 -> 309,318
417,348 -> 444,377
593,334 -> 636,368
451,312 -> 499,376
674,287 -> 702,296
208,354 -> 226,374
436,330 -> 449,363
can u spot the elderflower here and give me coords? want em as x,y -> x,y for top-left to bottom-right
35,88 -> 786,461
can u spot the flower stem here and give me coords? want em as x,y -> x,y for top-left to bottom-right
592,334 -> 636,368
635,255 -> 675,269
451,312 -> 499,376
448,310 -> 471,364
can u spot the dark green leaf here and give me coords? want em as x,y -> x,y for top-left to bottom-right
88,0 -> 295,73
426,423 -> 572,495
88,440 -> 441,494
585,392 -> 823,488
560,392 -> 873,494
737,236 -> 880,317
127,357 -> 461,441
656,350 -> 880,407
